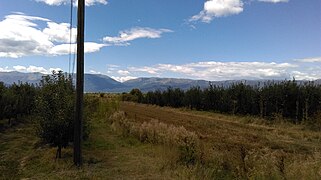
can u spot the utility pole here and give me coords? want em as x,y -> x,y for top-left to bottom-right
74,0 -> 84,166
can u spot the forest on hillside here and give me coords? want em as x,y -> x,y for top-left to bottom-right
123,79 -> 321,124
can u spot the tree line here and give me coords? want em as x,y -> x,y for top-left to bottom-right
123,80 -> 321,123
0,71 -> 96,158
0,81 -> 37,126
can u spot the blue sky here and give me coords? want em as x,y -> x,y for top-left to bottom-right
0,0 -> 320,82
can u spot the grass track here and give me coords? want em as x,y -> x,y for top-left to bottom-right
120,101 -> 321,154
119,102 -> 321,178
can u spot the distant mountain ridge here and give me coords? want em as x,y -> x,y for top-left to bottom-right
0,71 -> 44,85
84,74 -> 124,92
0,72 -> 320,93
123,77 -> 209,92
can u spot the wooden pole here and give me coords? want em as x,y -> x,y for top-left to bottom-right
74,0 -> 84,166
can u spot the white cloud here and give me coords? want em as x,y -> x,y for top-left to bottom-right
50,42 -> 106,55
26,65 -> 48,74
157,64 -> 195,74
0,14 -> 53,58
107,64 -> 120,68
103,27 -> 173,46
158,61 -> 297,80
0,13 -> 105,58
84,0 -> 107,6
83,42 -> 107,53
190,0 -> 244,23
111,76 -> 137,83
117,70 -> 130,76
118,60 -> 320,81
89,70 -> 101,74
258,0 -> 289,3
0,66 -> 11,72
43,22 -> 77,43
35,0 -> 108,6
291,71 -> 317,80
294,57 -> 321,63
13,65 -> 27,71
128,66 -> 160,74
1,65 -> 64,74
35,0 -> 67,6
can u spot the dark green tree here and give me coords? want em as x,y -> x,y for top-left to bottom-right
130,88 -> 143,103
35,71 -> 75,158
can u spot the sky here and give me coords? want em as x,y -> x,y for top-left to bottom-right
0,0 -> 320,82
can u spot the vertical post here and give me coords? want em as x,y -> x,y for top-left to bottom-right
74,0 -> 85,166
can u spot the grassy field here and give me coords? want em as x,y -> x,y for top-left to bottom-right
119,101 -> 321,179
0,97 -> 211,179
0,97 -> 321,179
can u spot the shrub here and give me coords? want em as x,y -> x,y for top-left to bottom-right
35,71 -> 75,158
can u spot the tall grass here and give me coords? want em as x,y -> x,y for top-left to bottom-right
109,111 -> 201,165
119,102 -> 321,179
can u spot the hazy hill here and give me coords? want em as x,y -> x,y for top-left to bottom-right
0,72 -> 211,92
0,72 -> 320,93
0,71 -> 43,85
84,74 -> 124,92
122,77 -> 209,92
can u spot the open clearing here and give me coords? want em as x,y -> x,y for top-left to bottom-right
120,101 -> 321,178
120,101 -> 321,154
0,112 -> 182,179
1,99 -> 321,179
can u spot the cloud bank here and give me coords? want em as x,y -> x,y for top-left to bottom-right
0,65 -> 62,74
105,58 -> 321,82
294,57 -> 321,63
0,13 -> 105,58
1,57 -> 319,82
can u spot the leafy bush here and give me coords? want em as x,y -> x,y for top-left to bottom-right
0,81 -> 37,127
121,88 -> 143,103
35,71 -> 75,158
35,71 -> 96,158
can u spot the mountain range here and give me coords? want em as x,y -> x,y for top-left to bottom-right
0,71 -> 320,93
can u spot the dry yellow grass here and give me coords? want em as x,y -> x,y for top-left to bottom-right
120,101 -> 321,178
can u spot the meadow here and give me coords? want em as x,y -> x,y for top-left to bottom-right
117,101 -> 321,179
1,95 -> 321,179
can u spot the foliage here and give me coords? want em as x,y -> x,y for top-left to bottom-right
0,81 -> 37,127
0,71 -> 96,158
35,71 -> 75,158
121,88 -> 143,103
124,80 -> 321,123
